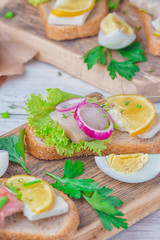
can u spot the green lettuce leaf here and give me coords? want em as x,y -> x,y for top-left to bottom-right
25,88 -> 111,156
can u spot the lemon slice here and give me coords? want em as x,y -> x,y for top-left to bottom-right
107,94 -> 156,137
51,0 -> 95,17
153,31 -> 160,38
6,175 -> 54,214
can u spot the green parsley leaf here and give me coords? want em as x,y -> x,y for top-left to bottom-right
0,197 -> 8,209
82,46 -> 106,70
107,0 -> 122,10
107,49 -> 140,80
1,111 -> 9,118
107,58 -> 139,81
47,160 -> 128,231
118,41 -> 146,63
0,129 -> 30,174
83,186 -> 128,231
46,160 -> 99,199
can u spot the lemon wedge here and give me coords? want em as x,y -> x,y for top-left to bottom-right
106,153 -> 148,175
6,175 -> 54,214
107,94 -> 156,137
51,0 -> 95,17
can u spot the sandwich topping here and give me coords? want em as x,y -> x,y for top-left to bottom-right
130,0 -> 160,38
98,13 -> 136,49
48,0 -> 95,26
0,186 -> 24,228
0,175 -> 69,227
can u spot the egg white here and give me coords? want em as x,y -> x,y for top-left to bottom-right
98,12 -> 136,49
95,154 -> 160,183
0,150 -> 9,177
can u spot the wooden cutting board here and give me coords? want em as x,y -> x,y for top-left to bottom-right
2,124 -> 160,240
0,0 -> 160,96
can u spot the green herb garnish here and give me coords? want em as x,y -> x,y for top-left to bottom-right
8,186 -> 22,200
149,69 -> 154,73
10,105 -> 16,109
82,46 -> 106,70
0,197 -> 8,209
107,49 -> 139,81
4,11 -> 14,19
118,41 -> 146,63
58,72 -> 62,76
46,160 -> 128,231
1,111 -> 9,118
0,128 -> 30,174
82,41 -> 146,81
62,114 -> 68,118
23,180 -> 42,187
46,160 -> 99,199
107,0 -> 122,10
124,100 -> 130,106
136,104 -> 142,108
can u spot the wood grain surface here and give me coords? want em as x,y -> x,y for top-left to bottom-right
2,123 -> 160,240
0,0 -> 160,96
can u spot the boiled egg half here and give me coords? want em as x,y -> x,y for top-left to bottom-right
98,12 -> 136,49
0,150 -> 9,177
95,153 -> 160,183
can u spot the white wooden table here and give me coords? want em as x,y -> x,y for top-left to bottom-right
0,60 -> 160,239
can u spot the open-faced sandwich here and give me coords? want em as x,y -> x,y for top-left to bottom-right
24,88 -> 160,160
37,0 -> 108,40
130,0 -> 160,56
0,175 -> 79,240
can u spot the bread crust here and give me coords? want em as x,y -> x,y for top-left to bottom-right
138,11 -> 160,56
38,0 -> 108,40
0,186 -> 79,240
25,124 -> 160,161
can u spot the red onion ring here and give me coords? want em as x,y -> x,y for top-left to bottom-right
55,98 -> 86,112
74,103 -> 113,140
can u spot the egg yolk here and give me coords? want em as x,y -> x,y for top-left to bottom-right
106,153 -> 148,175
101,13 -> 134,35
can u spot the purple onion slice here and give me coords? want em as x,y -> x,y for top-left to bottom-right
55,97 -> 86,112
74,103 -> 113,140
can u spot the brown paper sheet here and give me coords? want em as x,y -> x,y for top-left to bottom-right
0,36 -> 38,77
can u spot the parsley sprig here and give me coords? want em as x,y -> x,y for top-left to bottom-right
46,160 -> 99,199
46,160 -> 128,231
82,41 -> 146,81
0,129 -> 30,174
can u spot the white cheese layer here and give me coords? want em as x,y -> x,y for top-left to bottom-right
152,17 -> 160,31
108,108 -> 160,139
48,0 -> 91,26
23,191 -> 69,221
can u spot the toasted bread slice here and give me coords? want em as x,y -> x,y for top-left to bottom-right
38,0 -> 108,40
25,124 -> 160,160
138,11 -> 160,56
0,183 -> 79,240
